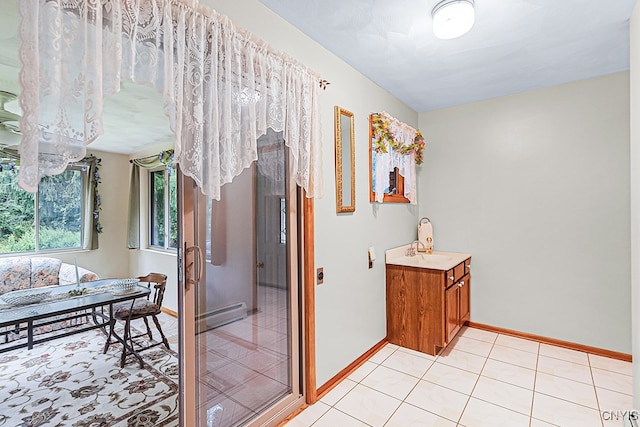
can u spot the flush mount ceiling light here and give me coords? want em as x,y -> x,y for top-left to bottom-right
432,0 -> 475,40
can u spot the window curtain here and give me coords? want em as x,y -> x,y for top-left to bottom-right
127,150 -> 174,249
373,113 -> 418,204
18,0 -> 323,201
127,165 -> 141,249
81,156 -> 100,250
257,129 -> 286,197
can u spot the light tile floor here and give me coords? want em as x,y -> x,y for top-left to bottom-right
195,286 -> 291,427
286,327 -> 633,427
155,286 -> 292,426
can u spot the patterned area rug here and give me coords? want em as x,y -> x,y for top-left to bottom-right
0,327 -> 179,426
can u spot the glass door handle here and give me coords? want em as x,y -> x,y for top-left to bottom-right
185,244 -> 203,288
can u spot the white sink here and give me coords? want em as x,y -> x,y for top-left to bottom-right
414,254 -> 452,263
385,246 -> 470,270
393,254 -> 450,265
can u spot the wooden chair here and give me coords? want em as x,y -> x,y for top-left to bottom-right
104,273 -> 171,368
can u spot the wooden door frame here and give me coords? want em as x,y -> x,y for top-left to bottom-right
178,172 -> 197,427
180,178 -> 318,426
302,195 -> 317,404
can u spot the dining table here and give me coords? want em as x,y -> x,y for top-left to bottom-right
0,279 -> 151,366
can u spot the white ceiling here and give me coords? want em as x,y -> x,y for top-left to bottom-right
0,0 -> 635,153
259,0 -> 636,112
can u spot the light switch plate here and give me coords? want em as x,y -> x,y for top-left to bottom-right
368,246 -> 377,261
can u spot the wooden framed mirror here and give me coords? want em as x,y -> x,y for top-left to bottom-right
334,106 -> 356,213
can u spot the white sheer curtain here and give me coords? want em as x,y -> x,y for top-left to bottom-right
374,112 -> 418,204
18,0 -> 323,200
257,129 -> 286,197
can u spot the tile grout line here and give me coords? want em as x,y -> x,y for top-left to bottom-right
300,401 -> 329,427
535,354 -> 615,411
319,346 -> 400,427
379,348 -> 440,424
458,371 -> 536,417
378,363 -> 434,381
399,400 -> 464,425
531,345 -> 612,426
588,354 -> 606,427
308,405 -> 374,427
454,331 -> 499,426
535,360 -> 598,386
332,352 -> 394,427
328,406 -> 375,427
390,350 -> 444,422
456,333 -> 539,421
384,337 -> 489,425
528,340 -> 540,427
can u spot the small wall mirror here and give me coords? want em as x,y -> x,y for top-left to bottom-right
334,106 -> 355,213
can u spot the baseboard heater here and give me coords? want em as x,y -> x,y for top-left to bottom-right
197,302 -> 247,333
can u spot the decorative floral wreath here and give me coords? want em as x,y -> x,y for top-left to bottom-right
90,156 -> 103,233
371,113 -> 426,164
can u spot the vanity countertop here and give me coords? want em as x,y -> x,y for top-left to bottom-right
385,245 -> 471,271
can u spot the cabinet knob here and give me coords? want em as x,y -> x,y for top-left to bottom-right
449,276 -> 454,281
459,281 -> 464,287
466,264 -> 471,269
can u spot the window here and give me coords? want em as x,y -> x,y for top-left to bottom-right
150,168 -> 177,250
0,165 -> 84,253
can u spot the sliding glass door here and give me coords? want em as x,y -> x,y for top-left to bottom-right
180,132 -> 303,426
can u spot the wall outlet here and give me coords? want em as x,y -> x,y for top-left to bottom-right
317,267 -> 324,285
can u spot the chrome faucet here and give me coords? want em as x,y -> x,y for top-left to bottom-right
406,240 -> 426,257
418,217 -> 434,254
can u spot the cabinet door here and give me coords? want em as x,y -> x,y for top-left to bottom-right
445,283 -> 459,343
459,275 -> 470,323
386,265 -> 405,346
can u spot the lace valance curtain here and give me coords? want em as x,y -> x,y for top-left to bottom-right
372,112 -> 418,204
18,0 -> 323,200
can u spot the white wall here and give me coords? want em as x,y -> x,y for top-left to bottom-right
81,150 -> 180,313
630,0 -> 640,409
53,149 -> 180,313
202,0 -> 418,385
129,248 -> 178,312
52,150 -> 131,280
128,164 -> 179,313
419,72 -> 631,353
206,165 -> 255,314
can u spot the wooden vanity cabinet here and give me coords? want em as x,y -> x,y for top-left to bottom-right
445,282 -> 460,343
386,257 -> 471,356
445,273 -> 470,343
